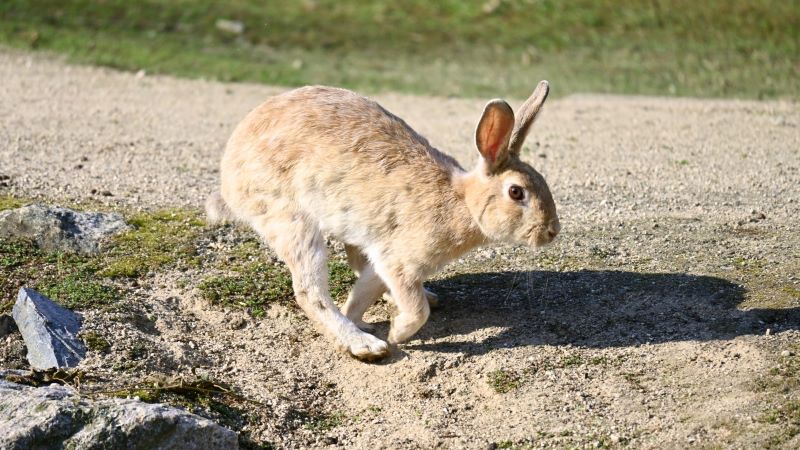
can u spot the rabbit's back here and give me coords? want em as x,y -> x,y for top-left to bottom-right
220,86 -> 472,255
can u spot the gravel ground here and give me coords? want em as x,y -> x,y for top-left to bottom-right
1,48 -> 799,449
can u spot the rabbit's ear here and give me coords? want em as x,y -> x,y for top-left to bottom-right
509,80 -> 549,155
475,99 -> 515,172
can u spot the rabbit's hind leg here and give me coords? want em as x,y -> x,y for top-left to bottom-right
342,245 -> 386,332
250,214 -> 389,361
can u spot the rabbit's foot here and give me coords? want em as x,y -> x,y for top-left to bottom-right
339,330 -> 389,361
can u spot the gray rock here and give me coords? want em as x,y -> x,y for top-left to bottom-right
0,313 -> 18,337
12,288 -> 86,370
0,204 -> 130,255
0,380 -> 239,449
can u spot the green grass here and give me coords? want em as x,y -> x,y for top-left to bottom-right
0,0 -> 796,99
0,203 -> 206,312
0,195 -> 28,211
40,272 -> 119,310
198,237 -> 356,318
0,237 -> 120,312
99,209 -> 204,278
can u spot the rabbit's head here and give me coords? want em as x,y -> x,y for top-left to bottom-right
462,81 -> 559,247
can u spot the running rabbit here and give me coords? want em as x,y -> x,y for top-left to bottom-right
207,81 -> 559,360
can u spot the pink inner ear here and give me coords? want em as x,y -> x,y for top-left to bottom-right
482,122 -> 501,163
479,109 -> 513,164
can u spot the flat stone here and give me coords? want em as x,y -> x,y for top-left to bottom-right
0,204 -> 130,255
12,288 -> 86,370
0,380 -> 239,450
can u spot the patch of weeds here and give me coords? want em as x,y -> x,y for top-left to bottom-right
39,272 -> 119,310
760,399 -> 800,448
99,209 -> 205,278
304,411 -> 345,433
560,354 -> 584,368
0,195 -> 28,211
198,262 -> 293,317
0,237 -> 119,312
493,440 -> 534,450
199,240 -> 356,316
487,369 -> 520,394
754,347 -> 800,448
82,331 -> 110,352
0,238 -> 36,268
762,400 -> 800,424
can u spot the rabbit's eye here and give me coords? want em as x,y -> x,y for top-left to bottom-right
508,185 -> 525,201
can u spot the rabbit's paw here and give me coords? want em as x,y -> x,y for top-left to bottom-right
340,331 -> 389,361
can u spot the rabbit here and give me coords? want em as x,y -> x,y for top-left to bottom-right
206,80 -> 559,361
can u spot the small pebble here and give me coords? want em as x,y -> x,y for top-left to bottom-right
229,317 -> 247,330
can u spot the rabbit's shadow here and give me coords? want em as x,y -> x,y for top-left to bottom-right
399,270 -> 799,355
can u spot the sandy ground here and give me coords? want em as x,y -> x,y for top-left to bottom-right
1,49 -> 800,449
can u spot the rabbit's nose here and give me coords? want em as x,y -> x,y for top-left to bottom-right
546,220 -> 561,240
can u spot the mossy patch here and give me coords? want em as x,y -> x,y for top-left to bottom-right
0,195 -> 28,211
198,237 -> 356,317
98,209 -> 205,278
40,271 -> 119,310
0,207 -> 207,312
0,238 -> 119,312
82,331 -> 111,352
198,262 -> 293,318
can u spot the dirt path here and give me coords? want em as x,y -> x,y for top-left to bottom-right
1,49 -> 799,449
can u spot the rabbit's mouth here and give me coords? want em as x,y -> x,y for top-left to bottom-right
527,220 -> 560,247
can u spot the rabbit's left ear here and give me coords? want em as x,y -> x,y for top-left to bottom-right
475,99 -> 515,173
509,80 -> 549,155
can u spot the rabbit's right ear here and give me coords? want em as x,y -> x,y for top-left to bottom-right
475,99 -> 515,173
